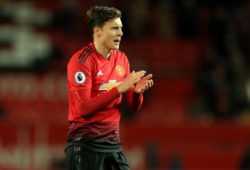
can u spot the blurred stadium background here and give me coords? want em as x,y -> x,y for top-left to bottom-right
0,0 -> 250,169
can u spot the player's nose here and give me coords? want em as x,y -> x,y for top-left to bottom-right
118,28 -> 123,37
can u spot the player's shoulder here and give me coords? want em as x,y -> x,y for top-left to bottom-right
69,44 -> 95,65
112,49 -> 128,59
76,44 -> 94,63
113,49 -> 126,55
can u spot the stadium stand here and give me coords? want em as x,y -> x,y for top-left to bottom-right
0,0 -> 250,170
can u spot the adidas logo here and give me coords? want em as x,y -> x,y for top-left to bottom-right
97,70 -> 104,76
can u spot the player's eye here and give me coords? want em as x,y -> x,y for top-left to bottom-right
112,27 -> 122,30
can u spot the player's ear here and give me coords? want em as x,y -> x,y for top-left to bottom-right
94,26 -> 102,37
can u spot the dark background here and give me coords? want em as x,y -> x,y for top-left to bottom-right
0,0 -> 250,169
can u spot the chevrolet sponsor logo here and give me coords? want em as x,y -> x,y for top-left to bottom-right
99,80 -> 121,91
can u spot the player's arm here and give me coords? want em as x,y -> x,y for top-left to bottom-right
122,72 -> 153,111
69,62 -> 146,118
73,87 -> 120,118
122,54 -> 154,111
68,58 -> 121,118
123,85 -> 143,111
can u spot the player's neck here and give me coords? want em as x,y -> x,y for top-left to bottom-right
93,41 -> 111,59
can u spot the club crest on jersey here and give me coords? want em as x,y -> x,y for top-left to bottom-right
116,65 -> 125,76
74,71 -> 86,84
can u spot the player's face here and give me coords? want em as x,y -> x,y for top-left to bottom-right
99,18 -> 123,50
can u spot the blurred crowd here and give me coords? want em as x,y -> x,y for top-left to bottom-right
186,0 -> 250,120
0,0 -> 250,122
0,1 -> 250,170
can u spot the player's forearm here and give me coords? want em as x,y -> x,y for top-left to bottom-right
124,87 -> 143,111
77,87 -> 120,117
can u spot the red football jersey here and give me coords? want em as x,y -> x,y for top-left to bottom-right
67,43 -> 143,152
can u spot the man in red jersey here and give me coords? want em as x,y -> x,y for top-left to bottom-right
65,6 -> 153,170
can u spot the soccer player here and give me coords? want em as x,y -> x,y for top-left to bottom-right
65,6 -> 153,170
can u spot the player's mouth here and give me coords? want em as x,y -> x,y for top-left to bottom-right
113,39 -> 121,44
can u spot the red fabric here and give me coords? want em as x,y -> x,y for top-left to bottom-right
124,86 -> 143,111
67,43 -> 143,123
74,87 -> 120,118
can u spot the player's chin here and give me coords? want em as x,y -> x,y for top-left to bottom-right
112,45 -> 120,50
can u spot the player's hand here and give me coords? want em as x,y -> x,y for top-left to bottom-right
117,70 -> 146,93
134,74 -> 154,93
